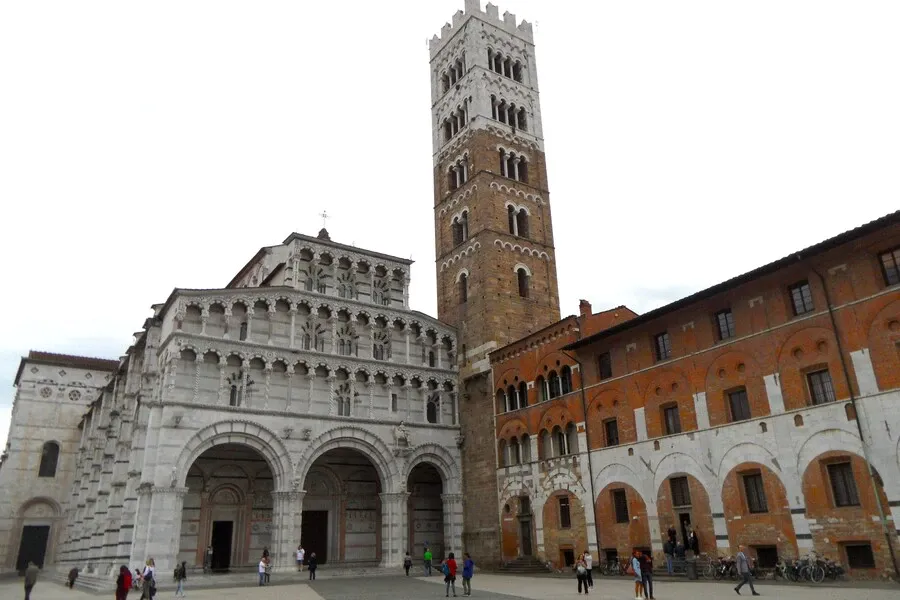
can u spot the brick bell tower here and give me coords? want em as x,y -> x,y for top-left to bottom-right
430,1 -> 560,563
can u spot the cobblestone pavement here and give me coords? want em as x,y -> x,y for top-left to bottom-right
2,573 -> 897,600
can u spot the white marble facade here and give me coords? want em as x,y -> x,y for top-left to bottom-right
0,231 -> 463,577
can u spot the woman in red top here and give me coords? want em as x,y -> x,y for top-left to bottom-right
443,552 -> 458,597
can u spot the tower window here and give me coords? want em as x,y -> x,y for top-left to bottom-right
715,309 -> 735,340
38,442 -> 60,478
239,322 -> 248,341
488,48 -> 525,83
452,210 -> 469,245
517,267 -> 530,298
612,489 -> 629,523
517,108 -> 527,130
458,273 -> 468,304
448,157 -> 469,191
558,496 -> 571,529
499,150 -> 527,182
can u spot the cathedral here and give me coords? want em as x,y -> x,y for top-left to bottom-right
3,0 -> 899,583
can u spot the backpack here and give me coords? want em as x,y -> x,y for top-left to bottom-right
441,562 -> 450,576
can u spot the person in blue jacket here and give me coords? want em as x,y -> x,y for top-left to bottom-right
462,553 -> 475,597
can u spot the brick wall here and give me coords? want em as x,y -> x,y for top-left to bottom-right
595,483 -> 651,558
542,491 -> 588,569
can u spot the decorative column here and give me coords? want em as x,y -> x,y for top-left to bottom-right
438,391 -> 443,425
366,380 -> 374,419
422,388 -> 428,422
405,383 -> 413,421
402,273 -> 410,308
379,492 -> 409,567
512,157 -> 520,181
348,378 -> 356,418
245,307 -> 254,339
306,372 -> 315,413
285,365 -> 294,412
369,323 -> 377,359
241,359 -> 251,407
267,306 -> 277,345
192,354 -> 201,403
263,362 -> 272,410
330,318 -> 337,355
327,374 -> 336,416
441,494 -> 464,555
217,357 -> 226,405
289,307 -> 297,348
200,307 -> 209,335
436,343 -> 443,369
404,329 -> 411,365
223,306 -> 232,339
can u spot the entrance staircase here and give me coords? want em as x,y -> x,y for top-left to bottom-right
498,555 -> 554,574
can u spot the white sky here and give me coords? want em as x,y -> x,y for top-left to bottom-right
1,1 -> 898,450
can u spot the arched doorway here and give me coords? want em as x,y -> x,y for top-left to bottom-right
407,463 -> 444,559
12,498 -> 61,573
303,448 -> 382,564
179,443 -> 275,571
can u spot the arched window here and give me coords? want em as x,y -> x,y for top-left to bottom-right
498,439 -> 508,467
566,422 -> 578,455
305,277 -> 314,291
239,321 -> 248,341
539,429 -> 551,459
507,385 -> 517,411
517,158 -> 528,183
427,394 -> 439,423
229,385 -> 239,406
517,268 -> 530,298
561,366 -> 572,395
548,371 -> 561,399
536,376 -> 547,402
517,107 -> 527,130
336,383 -> 352,417
458,273 -> 468,304
428,351 -> 436,368
508,205 -> 516,235
510,438 -> 521,465
496,389 -> 507,413
518,381 -> 528,407
516,209 -> 529,239
38,442 -> 60,478
552,425 -> 566,457
521,434 -> 532,462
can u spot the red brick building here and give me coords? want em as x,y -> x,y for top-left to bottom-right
490,211 -> 900,579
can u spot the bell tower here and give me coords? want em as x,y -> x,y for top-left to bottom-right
430,1 -> 560,563
431,0 -> 560,373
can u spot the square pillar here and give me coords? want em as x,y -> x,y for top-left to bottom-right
441,493 -> 463,556
271,491 -> 304,572
379,492 -> 408,567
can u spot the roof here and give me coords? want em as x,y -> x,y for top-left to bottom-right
564,209 -> 900,351
281,232 -> 414,266
14,351 -> 119,386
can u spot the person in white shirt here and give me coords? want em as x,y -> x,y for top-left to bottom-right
258,559 -> 266,586
296,545 -> 305,572
582,550 -> 594,588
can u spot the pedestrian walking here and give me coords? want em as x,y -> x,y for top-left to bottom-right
574,555 -> 589,595
296,545 -> 305,572
174,560 -> 187,597
442,552 -> 458,597
734,545 -> 760,596
23,561 -> 39,600
264,555 -> 272,584
639,551 -> 654,599
67,566 -> 79,588
663,538 -> 674,575
308,552 -> 317,580
404,551 -> 413,576
116,564 -> 132,600
582,549 -> 594,588
258,556 -> 267,586
204,546 -> 213,574
462,553 -> 474,597
689,529 -> 700,556
630,550 -> 643,600
424,546 -> 433,576
140,558 -> 156,600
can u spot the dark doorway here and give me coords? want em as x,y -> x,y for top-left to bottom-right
16,525 -> 50,574
678,513 -> 691,549
302,511 -> 328,564
210,521 -> 233,572
519,519 -> 533,556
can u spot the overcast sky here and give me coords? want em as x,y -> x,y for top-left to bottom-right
1,1 -> 898,449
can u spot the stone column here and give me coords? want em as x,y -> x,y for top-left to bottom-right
223,307 -> 232,339
306,372 -> 315,413
285,366 -> 294,412
366,380 -> 374,419
404,329 -> 411,365
241,359 -> 251,407
289,307 -> 297,348
134,486 -> 189,574
263,362 -> 272,410
330,318 -> 337,355
200,307 -> 208,335
267,306 -> 277,345
217,357 -> 226,405
192,355 -> 201,403
245,307 -> 254,339
327,374 -> 336,416
405,383 -> 412,421
271,491 -> 304,572
402,273 -> 410,308
379,492 -> 409,567
441,494 -> 464,555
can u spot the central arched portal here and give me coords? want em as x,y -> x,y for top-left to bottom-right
408,463 -> 444,560
302,448 -> 382,564
179,443 -> 275,571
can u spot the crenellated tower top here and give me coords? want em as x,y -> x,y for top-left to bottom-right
429,0 -> 534,58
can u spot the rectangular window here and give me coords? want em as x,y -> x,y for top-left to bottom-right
670,476 -> 691,506
598,352 -> 613,380
807,369 -> 836,405
562,549 -> 576,567
715,309 -> 736,340
663,404 -> 682,435
654,332 -> 672,361
880,247 -> 900,286
789,281 -> 814,315
844,543 -> 875,569
742,472 -> 769,513
754,546 -> 779,569
828,461 -> 860,507
604,419 -> 620,447
391,393 -> 398,412
559,496 -> 571,529
612,489 -> 629,523
728,388 -> 752,422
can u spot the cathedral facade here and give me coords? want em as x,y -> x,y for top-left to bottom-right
0,230 -> 462,575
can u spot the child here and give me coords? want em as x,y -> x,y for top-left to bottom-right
308,552 -> 318,580
403,551 -> 413,576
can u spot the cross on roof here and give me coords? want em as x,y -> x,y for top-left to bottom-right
319,211 -> 330,229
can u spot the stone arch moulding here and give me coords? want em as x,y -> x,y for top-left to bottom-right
593,462 -> 647,503
405,443 -> 462,494
174,420 -> 293,491
717,442 -> 781,482
294,425 -> 398,494
513,263 -> 532,277
455,268 -> 470,283
652,451 -> 718,505
17,496 -> 63,519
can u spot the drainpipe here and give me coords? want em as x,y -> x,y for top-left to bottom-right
810,265 -> 899,580
563,315 -> 602,560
